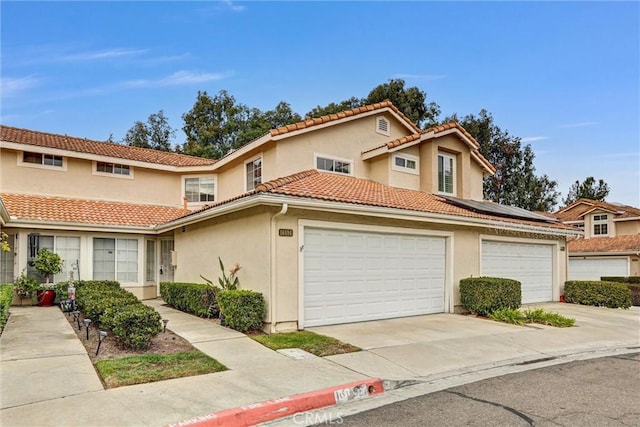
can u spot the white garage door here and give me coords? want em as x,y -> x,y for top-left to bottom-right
303,228 -> 446,327
482,241 -> 553,304
568,258 -> 629,280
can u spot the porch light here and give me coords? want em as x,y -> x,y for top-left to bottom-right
83,319 -> 92,340
162,319 -> 169,333
96,331 -> 107,355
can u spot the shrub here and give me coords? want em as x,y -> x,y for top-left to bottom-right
489,308 -> 525,325
160,282 -> 218,318
523,308 -> 576,327
628,285 -> 640,306
55,280 -> 121,303
102,304 -> 162,350
81,292 -> 138,324
460,277 -> 522,316
564,281 -> 632,309
217,290 -> 266,333
600,276 -> 640,284
0,284 -> 13,334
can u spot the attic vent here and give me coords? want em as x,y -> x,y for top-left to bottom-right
376,116 -> 390,136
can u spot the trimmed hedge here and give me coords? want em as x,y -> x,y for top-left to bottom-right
564,281 -> 632,309
600,276 -> 640,284
217,290 -> 266,333
160,282 -> 218,318
628,285 -> 640,306
0,284 -> 13,334
54,280 -> 121,303
102,304 -> 162,350
460,277 -> 522,316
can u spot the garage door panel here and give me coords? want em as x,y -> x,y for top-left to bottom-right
568,258 -> 628,280
304,228 -> 446,327
482,241 -> 553,304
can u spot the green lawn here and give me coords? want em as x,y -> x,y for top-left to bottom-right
95,351 -> 226,388
252,331 -> 360,357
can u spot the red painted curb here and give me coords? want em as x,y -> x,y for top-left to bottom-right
166,378 -> 384,427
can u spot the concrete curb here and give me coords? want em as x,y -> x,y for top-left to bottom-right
165,378 -> 384,427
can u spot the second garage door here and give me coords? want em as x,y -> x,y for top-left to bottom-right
303,227 -> 446,327
482,240 -> 553,304
568,257 -> 629,280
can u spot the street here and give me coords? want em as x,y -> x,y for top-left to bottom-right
318,353 -> 640,426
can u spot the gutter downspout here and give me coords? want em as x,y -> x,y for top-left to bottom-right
270,203 -> 288,333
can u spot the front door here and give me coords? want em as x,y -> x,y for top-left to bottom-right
160,239 -> 175,283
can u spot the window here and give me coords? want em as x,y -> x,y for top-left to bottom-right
93,238 -> 138,282
145,240 -> 156,282
26,234 -> 80,283
246,158 -> 262,191
316,156 -> 352,175
22,151 -> 63,167
438,153 -> 456,194
96,161 -> 131,176
376,116 -> 390,136
393,154 -> 418,173
184,177 -> 215,203
0,233 -> 14,284
593,214 -> 608,236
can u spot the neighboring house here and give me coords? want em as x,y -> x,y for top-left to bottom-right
553,199 -> 640,280
1,101 -> 580,332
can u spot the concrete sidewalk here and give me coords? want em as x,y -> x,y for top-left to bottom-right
1,301 -> 638,427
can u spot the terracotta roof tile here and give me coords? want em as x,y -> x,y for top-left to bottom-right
568,235 -> 640,254
555,198 -> 640,221
1,125 -> 216,167
1,193 -> 186,227
269,101 -> 420,137
252,170 -> 576,231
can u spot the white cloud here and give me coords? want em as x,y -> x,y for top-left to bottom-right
222,0 -> 247,12
120,70 -> 231,88
60,48 -> 148,62
392,73 -> 447,81
0,75 -> 42,97
521,136 -> 549,143
558,121 -> 597,128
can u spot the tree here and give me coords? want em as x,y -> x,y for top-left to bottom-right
123,110 -> 175,151
306,79 -> 440,129
563,177 -> 610,206
448,109 -> 560,211
181,91 -> 301,159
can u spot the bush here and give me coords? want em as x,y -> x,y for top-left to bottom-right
217,290 -> 265,333
460,277 -> 522,316
628,285 -> 640,306
489,308 -> 525,325
564,281 -> 632,309
600,276 -> 640,284
102,304 -> 162,350
0,284 -> 13,334
160,282 -> 218,318
523,308 -> 575,327
54,280 -> 121,303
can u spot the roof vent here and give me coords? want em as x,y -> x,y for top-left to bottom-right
376,117 -> 390,136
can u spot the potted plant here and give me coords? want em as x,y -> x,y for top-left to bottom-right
13,271 -> 40,305
34,248 -> 63,306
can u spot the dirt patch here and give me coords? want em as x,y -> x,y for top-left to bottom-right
63,310 -> 197,363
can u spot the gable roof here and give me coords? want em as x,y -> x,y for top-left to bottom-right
554,198 -> 640,221
0,193 -> 186,228
362,121 -> 496,174
568,234 -> 640,254
0,125 -> 216,167
270,101 -> 420,137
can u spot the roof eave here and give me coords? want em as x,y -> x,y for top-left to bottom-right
3,219 -> 157,234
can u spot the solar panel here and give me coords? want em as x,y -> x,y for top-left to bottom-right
439,195 -> 558,223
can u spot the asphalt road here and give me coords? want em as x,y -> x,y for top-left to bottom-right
318,353 -> 640,427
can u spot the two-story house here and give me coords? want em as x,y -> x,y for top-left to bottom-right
1,101 -> 580,332
554,199 -> 640,280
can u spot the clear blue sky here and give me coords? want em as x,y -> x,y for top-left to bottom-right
2,1 -> 638,207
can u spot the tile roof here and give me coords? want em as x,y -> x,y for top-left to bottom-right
555,198 -> 640,221
568,234 -> 640,254
0,125 -> 216,167
252,170 -> 576,231
1,193 -> 186,228
269,101 -> 421,137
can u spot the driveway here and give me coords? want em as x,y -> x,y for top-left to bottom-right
310,303 -> 640,381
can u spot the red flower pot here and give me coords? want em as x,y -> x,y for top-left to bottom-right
37,290 -> 56,307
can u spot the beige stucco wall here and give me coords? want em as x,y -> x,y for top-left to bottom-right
1,149 -> 183,207
615,220 -> 640,236
388,146 -> 421,190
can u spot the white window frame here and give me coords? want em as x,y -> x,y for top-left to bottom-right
244,155 -> 263,192
92,237 -> 139,283
145,240 -> 156,282
181,174 -> 217,205
392,153 -> 419,175
438,152 -> 456,195
92,161 -> 134,179
314,153 -> 353,176
18,151 -> 67,171
593,214 -> 609,236
375,116 -> 390,136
